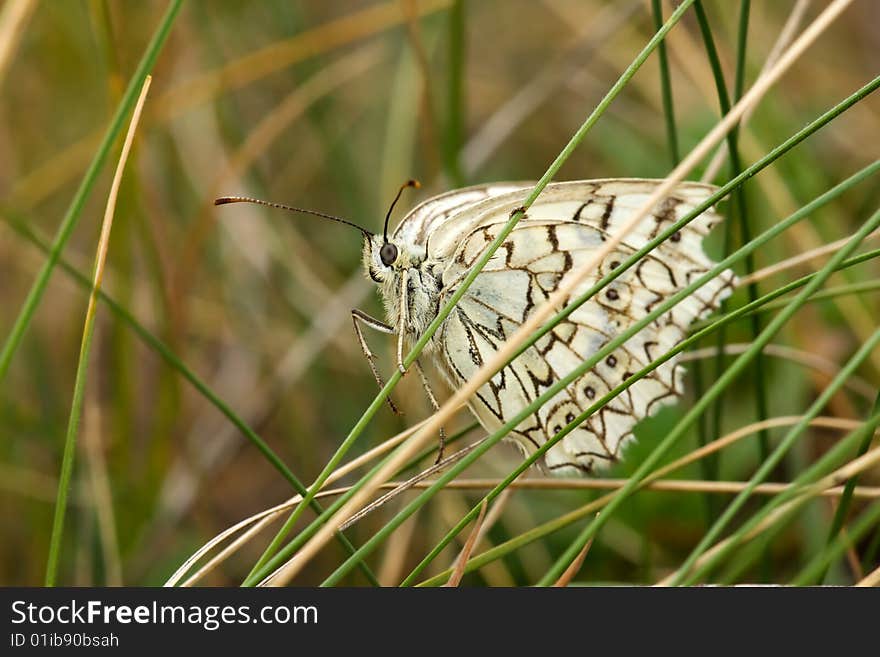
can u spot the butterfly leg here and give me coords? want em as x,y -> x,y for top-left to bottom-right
396,273 -> 410,375
414,358 -> 447,463
351,309 -> 401,415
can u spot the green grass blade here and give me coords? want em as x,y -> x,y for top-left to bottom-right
1,212 -> 379,587
45,75 -> 152,585
394,86 -> 880,586
415,411 -> 880,587
243,0 -> 700,584
693,0 -> 735,520
661,209 -> 880,586
239,422 -> 479,587
791,501 -> 880,585
402,150 -> 879,585
815,391 -> 880,584
714,400 -> 880,584
0,0 -> 183,383
354,158 -> 880,588
651,0 -> 680,166
443,0 -> 466,185
688,406 -> 880,584
734,1 -> 751,101
863,524 -> 880,573
540,216 -> 880,583
742,278 -> 880,316
694,0 -> 768,498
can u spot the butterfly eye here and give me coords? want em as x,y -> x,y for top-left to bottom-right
380,242 -> 398,266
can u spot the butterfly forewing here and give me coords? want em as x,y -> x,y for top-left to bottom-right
393,179 -> 735,476
392,182 -> 531,257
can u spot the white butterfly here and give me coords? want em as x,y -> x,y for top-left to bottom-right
360,179 -> 736,476
217,178 -> 736,477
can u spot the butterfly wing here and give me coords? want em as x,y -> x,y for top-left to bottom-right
432,179 -> 736,476
392,182 -> 534,257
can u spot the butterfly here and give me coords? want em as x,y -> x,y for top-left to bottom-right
217,179 -> 736,477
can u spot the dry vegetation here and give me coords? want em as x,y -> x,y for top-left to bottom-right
0,0 -> 878,586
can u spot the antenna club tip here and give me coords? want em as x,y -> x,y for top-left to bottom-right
214,197 -> 234,206
407,179 -> 421,189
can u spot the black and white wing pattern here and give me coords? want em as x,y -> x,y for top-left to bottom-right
422,179 -> 736,476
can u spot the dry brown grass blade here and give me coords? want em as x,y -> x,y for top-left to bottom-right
170,414 -> 872,586
338,439 -> 484,531
444,500 -> 488,587
474,488 -> 514,548
154,0 -> 450,120
681,343 -> 876,400
156,274 -> 372,526
740,229 -> 880,286
661,0 -> 880,375
435,486 -> 517,586
401,0 -> 441,177
89,86 -> 153,291
656,441 -> 880,586
379,510 -> 421,586
44,73 -> 153,586
391,478 -> 880,499
461,0 -> 640,176
855,564 -> 880,587
418,415 -> 874,587
166,418 -> 435,586
553,533 -> 594,587
700,0 -> 812,183
8,0 -> 448,209
653,416 -> 865,486
173,43 -> 385,301
0,0 -> 35,86
176,508 -> 285,587
836,523 -> 864,581
264,0 -> 856,588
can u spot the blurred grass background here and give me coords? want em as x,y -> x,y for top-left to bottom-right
0,0 -> 878,586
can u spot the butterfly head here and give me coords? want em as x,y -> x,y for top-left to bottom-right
362,232 -> 417,283
362,179 -> 421,283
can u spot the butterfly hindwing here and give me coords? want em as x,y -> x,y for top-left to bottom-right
422,180 -> 735,476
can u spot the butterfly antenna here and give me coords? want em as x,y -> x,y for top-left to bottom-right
383,179 -> 421,243
214,195 -> 372,237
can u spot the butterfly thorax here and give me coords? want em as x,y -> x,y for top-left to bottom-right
363,234 -> 446,352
